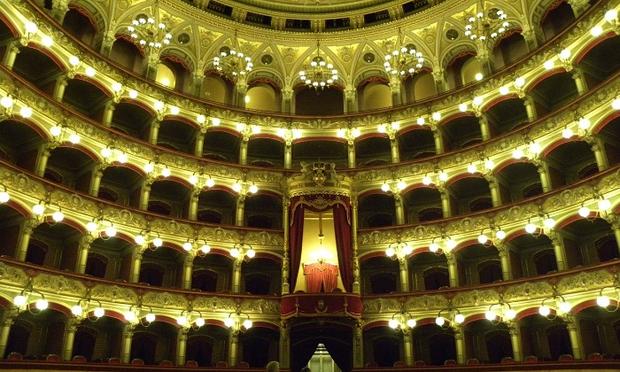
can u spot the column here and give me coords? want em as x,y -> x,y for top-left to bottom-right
347,142 -> 356,168
176,328 -> 188,366
550,232 -> 568,271
100,33 -> 115,57
231,258 -> 242,293
394,194 -> 405,225
148,119 -> 161,145
62,319 -> 78,361
2,40 -> 20,70
228,331 -> 239,367
89,165 -> 104,197
352,321 -> 363,368
194,131 -> 206,157
120,324 -> 134,363
102,101 -> 116,127
281,88 -> 293,113
439,188 -> 452,218
399,258 -> 410,292
239,137 -> 248,166
145,51 -> 159,81
188,189 -> 200,221
432,128 -> 444,154
182,255 -> 193,290
566,317 -> 584,359
53,76 -> 69,102
590,136 -> 609,171
139,179 -> 152,210
497,243 -> 513,281
432,70 -> 446,93
478,115 -> 491,141
567,0 -> 591,17
571,68 -> 588,96
0,312 -> 15,358
487,176 -> 502,207
35,143 -> 53,177
536,160 -> 552,192
51,0 -> 69,22
75,235 -> 93,274
192,74 -> 204,97
523,95 -> 538,122
390,137 -> 400,163
234,82 -> 248,108
390,78 -> 402,106
15,218 -> 37,261
403,330 -> 414,366
508,322 -> 523,362
235,195 -> 245,227
344,87 -> 357,113
351,196 -> 361,294
446,254 -> 458,287
284,142 -> 292,169
454,326 -> 465,364
129,249 -> 143,283
522,27 -> 539,52
279,321 -> 290,368
281,197 -> 290,294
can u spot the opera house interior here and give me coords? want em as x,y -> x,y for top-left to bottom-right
0,0 -> 619,370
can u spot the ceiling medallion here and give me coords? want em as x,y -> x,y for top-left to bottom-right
298,40 -> 339,89
464,1 -> 510,41
383,28 -> 425,77
213,30 -> 254,81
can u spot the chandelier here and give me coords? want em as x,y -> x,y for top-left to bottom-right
464,1 -> 510,41
213,31 -> 254,80
383,29 -> 425,77
298,41 -> 339,89
127,14 -> 173,49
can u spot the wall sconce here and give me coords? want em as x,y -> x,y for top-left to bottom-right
389,309 -> 417,331
230,242 -> 255,260
13,278 -> 48,314
385,241 -> 413,261
71,289 -> 105,321
435,305 -> 465,327
224,310 -> 253,333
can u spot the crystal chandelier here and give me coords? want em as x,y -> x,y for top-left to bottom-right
383,29 -> 425,77
213,31 -> 254,80
298,41 -> 339,89
464,1 -> 510,41
127,13 -> 173,49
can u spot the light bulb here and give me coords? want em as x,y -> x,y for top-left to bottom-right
101,148 -> 112,158
232,182 -> 242,193
35,298 -> 48,310
397,180 -> 406,191
485,310 -> 497,321
473,96 -> 483,106
52,211 -> 64,222
406,318 -> 417,328
478,234 -> 488,245
474,72 -> 484,81
558,301 -> 572,314
211,117 -> 221,126
200,244 -> 211,254
435,316 -> 446,327
177,315 -> 188,327
85,67 -> 96,77
525,223 -> 537,234
495,230 -> 506,240
71,304 -> 83,316
514,77 -> 526,88
431,112 -> 442,122
86,221 -> 98,232
50,126 -> 62,137
205,178 -> 215,188
195,317 -> 205,327
429,242 -> 439,253
605,9 -> 618,22
422,175 -> 432,185
0,96 -> 13,109
13,294 -> 27,307
578,206 -> 590,218
145,313 -> 156,323
484,159 -> 495,170
454,313 -> 465,324
153,237 -> 163,247
416,117 -> 425,126
69,133 -> 81,144
597,295 -> 610,308
0,191 -> 9,203
249,184 -> 258,194
538,305 -> 550,317
612,98 -> 620,110
128,90 -> 138,99
598,199 -> 612,211
381,182 -> 390,192
578,117 -> 591,130
246,248 -> 256,258
543,60 -> 554,70
104,226 -> 117,237
182,242 -> 192,251
591,25 -> 603,37
111,82 -> 122,93
512,148 -> 524,159
124,311 -> 136,322
224,317 -> 235,328
169,106 -> 180,115
559,49 -> 571,60
543,218 -> 556,229
445,239 -> 457,251
467,164 -> 477,174
69,55 -> 80,66
24,21 -> 38,34
230,247 -> 240,258
161,167 -> 171,178
529,142 -> 541,155
438,171 -> 448,182
144,163 -> 154,173
504,309 -> 517,320
32,203 -> 45,215
562,128 -> 574,139
388,319 -> 399,329
385,247 -> 396,257
242,319 -> 253,329
459,103 -> 468,112
20,107 -> 33,118
93,307 -> 105,318
499,86 -> 509,95
196,114 -> 206,124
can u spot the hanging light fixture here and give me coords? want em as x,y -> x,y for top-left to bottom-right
384,28 -> 425,77
388,309 -> 417,331
385,241 -> 413,260
213,30 -> 254,81
298,40 -> 339,89
127,2 -> 173,50
464,0 -> 510,42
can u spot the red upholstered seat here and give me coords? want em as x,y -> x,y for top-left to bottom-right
216,360 -> 228,368
7,352 -> 23,361
238,361 -> 250,368
393,360 -> 406,367
186,360 -> 199,368
500,356 -> 515,364
524,355 -> 538,363
588,352 -> 603,360
365,362 -> 378,367
72,355 -> 87,363
466,358 -> 480,365
414,360 -> 426,367
443,359 -> 457,366
159,359 -> 173,366
558,354 -> 574,362
131,358 -> 145,365
107,357 -> 121,364
45,354 -> 60,362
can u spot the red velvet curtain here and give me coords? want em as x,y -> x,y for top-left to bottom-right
333,201 -> 353,292
289,200 -> 305,291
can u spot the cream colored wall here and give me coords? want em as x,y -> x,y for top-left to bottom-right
461,57 -> 484,85
203,76 -> 230,104
293,211 -> 345,292
246,84 -> 279,111
359,83 -> 392,111
155,63 -> 176,89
